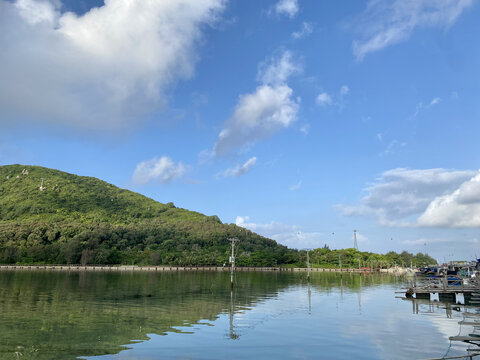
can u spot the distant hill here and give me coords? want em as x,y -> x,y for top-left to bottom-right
0,164 -> 296,266
0,164 -> 437,267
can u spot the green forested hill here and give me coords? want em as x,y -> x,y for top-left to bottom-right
0,164 -> 436,267
0,164 -> 197,223
0,164 -> 296,265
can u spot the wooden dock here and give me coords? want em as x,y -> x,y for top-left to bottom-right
447,311 -> 480,359
400,275 -> 480,305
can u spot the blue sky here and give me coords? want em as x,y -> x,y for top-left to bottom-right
1,0 -> 479,261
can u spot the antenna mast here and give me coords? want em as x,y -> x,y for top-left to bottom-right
353,230 -> 358,250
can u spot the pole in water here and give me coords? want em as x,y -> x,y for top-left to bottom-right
228,238 -> 239,289
229,289 -> 238,339
308,281 -> 311,314
306,249 -> 310,281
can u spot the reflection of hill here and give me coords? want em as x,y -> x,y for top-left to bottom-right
307,271 -> 394,293
0,271 -> 397,360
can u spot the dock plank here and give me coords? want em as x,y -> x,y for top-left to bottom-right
450,336 -> 480,341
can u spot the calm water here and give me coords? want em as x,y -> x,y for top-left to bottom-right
0,270 -> 477,360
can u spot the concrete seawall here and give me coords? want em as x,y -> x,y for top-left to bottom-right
0,265 -> 378,273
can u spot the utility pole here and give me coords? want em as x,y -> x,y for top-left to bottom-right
228,238 -> 239,289
353,230 -> 358,250
306,249 -> 310,281
339,254 -> 342,272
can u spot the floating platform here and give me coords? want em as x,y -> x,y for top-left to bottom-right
397,289 -> 478,302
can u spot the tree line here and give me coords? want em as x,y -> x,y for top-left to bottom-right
0,221 -> 436,267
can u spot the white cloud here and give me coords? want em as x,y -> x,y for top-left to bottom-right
337,168 -> 477,226
403,237 -> 451,245
429,97 -> 442,106
235,216 -> 322,249
257,51 -> 301,86
0,0 -> 225,130
300,123 -> 310,135
289,180 -> 302,191
340,85 -> 350,96
213,51 -> 300,156
315,86 -> 348,108
15,0 -> 59,25
291,21 -> 312,39
132,156 -> 186,185
219,157 -> 257,178
273,0 -> 299,18
418,171 -> 480,227
356,232 -> 368,243
411,96 -> 442,119
379,139 -> 407,157
316,92 -> 332,107
352,0 -> 473,60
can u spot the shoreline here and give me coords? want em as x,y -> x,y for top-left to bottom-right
0,265 -> 383,273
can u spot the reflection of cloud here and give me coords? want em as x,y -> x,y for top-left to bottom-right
342,295 -> 467,359
85,276 -> 470,360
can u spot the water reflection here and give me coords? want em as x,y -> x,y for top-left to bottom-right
229,290 -> 239,340
0,270 -> 476,360
400,297 -> 480,358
